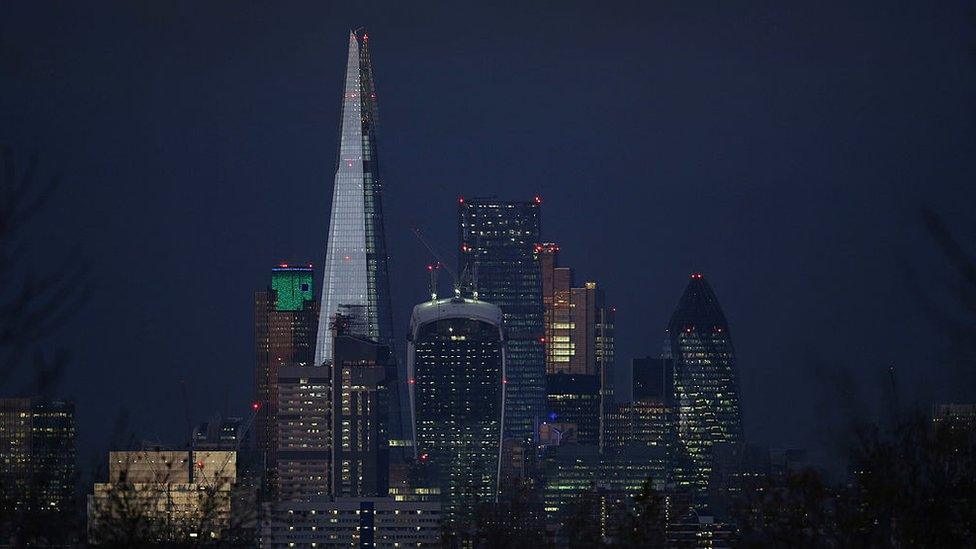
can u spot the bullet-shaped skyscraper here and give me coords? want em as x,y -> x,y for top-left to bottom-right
459,197 -> 544,443
665,274 -> 743,496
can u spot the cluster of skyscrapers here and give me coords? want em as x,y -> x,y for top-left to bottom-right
0,29 -> 755,547
244,28 -> 750,547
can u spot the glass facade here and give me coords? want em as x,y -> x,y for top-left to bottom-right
314,30 -> 403,445
459,198 -> 544,442
546,373 -> 600,446
408,299 -> 505,532
539,244 -> 616,448
665,274 -> 742,497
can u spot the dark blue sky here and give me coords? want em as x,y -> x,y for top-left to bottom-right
2,1 -> 974,472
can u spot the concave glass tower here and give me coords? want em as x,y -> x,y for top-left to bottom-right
665,274 -> 743,497
315,30 -> 404,443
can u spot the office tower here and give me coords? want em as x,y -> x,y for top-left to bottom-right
546,373 -> 600,445
0,398 -> 76,521
331,322 -> 393,497
538,243 -> 616,447
408,297 -> 505,530
459,197 -> 544,442
541,443 -> 600,542
539,242 -> 573,370
572,282 -> 615,447
88,450 -> 236,544
605,358 -> 675,453
275,362 -> 331,501
665,273 -> 743,496
314,30 -> 406,449
254,264 -> 317,495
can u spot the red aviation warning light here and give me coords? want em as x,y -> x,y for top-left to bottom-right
691,273 -> 704,279
252,402 -> 261,411
458,196 -> 465,204
534,195 -> 542,204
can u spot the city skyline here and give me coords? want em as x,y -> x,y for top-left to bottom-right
2,3 -> 975,545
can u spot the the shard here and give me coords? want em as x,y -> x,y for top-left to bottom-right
665,273 -> 743,497
315,30 -> 404,442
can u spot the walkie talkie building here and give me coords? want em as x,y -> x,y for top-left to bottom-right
408,297 -> 506,530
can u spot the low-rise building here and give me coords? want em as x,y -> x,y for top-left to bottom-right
260,497 -> 441,548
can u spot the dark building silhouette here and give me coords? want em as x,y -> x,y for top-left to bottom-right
605,358 -> 675,455
314,30 -> 406,450
408,297 -> 505,532
665,274 -> 743,497
459,197 -> 544,443
0,398 -> 76,526
254,265 -> 317,497
331,323 -> 393,497
546,373 -> 600,446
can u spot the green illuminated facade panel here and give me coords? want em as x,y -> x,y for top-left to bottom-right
271,267 -> 314,312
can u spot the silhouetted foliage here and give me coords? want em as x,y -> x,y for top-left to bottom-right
88,449 -> 253,547
0,146 -> 88,391
732,411 -> 976,548
473,477 -> 548,549
0,148 -> 87,546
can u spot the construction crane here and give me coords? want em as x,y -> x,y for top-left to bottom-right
411,226 -> 461,298
196,402 -> 262,489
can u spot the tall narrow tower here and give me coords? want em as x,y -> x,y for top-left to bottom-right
315,30 -> 404,443
666,274 -> 743,497
459,197 -> 545,443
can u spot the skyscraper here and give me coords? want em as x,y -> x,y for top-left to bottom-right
665,274 -> 743,496
604,358 -> 675,453
538,243 -> 615,448
314,29 -> 404,448
408,297 -> 505,531
331,322 -> 393,497
459,197 -> 544,442
0,398 -> 76,522
275,361 -> 331,501
539,242 -> 573,370
254,264 -> 317,495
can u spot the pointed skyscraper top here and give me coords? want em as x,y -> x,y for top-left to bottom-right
669,273 -> 728,328
315,28 -> 391,366
315,29 -> 405,443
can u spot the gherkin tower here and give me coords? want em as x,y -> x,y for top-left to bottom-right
315,30 -> 404,443
665,273 -> 743,496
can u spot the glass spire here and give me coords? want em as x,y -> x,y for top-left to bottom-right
315,30 -> 402,439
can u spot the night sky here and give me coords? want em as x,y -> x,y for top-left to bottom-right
2,1 -> 974,474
